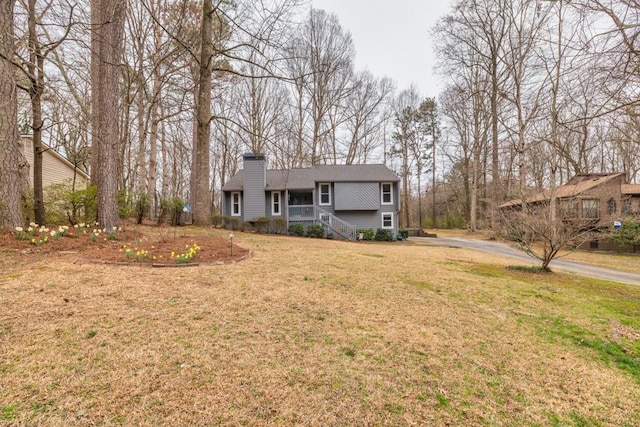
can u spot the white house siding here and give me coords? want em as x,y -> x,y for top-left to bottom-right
20,135 -> 89,190
41,150 -> 87,188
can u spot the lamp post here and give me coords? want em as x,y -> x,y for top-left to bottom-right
229,232 -> 234,256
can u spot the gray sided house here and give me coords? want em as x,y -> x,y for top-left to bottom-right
221,153 -> 400,240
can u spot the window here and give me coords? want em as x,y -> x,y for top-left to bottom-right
319,183 -> 331,205
582,199 -> 598,219
289,192 -> 313,206
561,199 -> 576,218
272,191 -> 281,216
381,183 -> 393,205
607,198 -> 616,216
231,192 -> 241,216
623,198 -> 632,215
381,212 -> 394,229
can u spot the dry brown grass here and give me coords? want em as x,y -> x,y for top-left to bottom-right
560,249 -> 640,274
428,228 -> 494,240
1,227 -> 640,426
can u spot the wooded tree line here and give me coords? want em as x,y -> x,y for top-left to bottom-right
434,0 -> 640,231
0,0 -> 412,229
0,0 -> 638,231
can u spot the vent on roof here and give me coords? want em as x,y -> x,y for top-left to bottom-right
592,177 -> 599,181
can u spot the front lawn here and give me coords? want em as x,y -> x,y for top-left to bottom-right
1,227 -> 639,425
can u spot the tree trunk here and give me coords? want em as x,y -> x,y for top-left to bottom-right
469,146 -> 480,233
89,0 -> 99,185
91,0 -> 126,230
146,8 -> 163,215
135,42 -> 147,197
192,0 -> 213,226
189,79 -> 198,209
147,100 -> 158,215
0,0 -> 24,230
402,140 -> 410,228
490,56 -> 500,231
431,136 -> 437,229
27,0 -> 46,225
417,170 -> 422,230
160,103 -> 169,203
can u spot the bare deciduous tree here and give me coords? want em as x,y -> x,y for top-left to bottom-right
500,197 -> 598,270
343,72 -> 393,165
289,8 -> 355,165
12,0 -> 75,225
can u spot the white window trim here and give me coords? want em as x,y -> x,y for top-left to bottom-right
319,183 -> 331,206
381,182 -> 393,205
231,192 -> 241,217
381,212 -> 394,229
272,191 -> 281,216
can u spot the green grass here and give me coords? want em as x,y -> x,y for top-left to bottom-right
1,405 -> 18,421
435,393 -> 450,408
545,317 -> 640,383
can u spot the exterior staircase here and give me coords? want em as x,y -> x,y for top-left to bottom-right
316,207 -> 357,241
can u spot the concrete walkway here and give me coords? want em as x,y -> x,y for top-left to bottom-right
410,236 -> 640,286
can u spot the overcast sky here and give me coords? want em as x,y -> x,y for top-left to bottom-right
311,0 -> 454,98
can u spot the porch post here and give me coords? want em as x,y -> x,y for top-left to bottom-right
285,189 -> 289,230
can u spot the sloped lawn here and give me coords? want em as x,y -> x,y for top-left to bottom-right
1,227 -> 639,426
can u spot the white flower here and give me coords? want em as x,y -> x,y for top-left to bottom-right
15,226 -> 23,232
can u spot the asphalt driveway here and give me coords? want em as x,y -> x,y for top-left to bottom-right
410,236 -> 640,286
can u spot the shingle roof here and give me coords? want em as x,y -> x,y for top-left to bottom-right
221,164 -> 399,192
309,164 -> 399,182
622,184 -> 640,195
499,173 -> 625,208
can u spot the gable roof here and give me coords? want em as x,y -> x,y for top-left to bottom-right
20,135 -> 90,181
499,173 -> 625,208
222,163 -> 399,192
